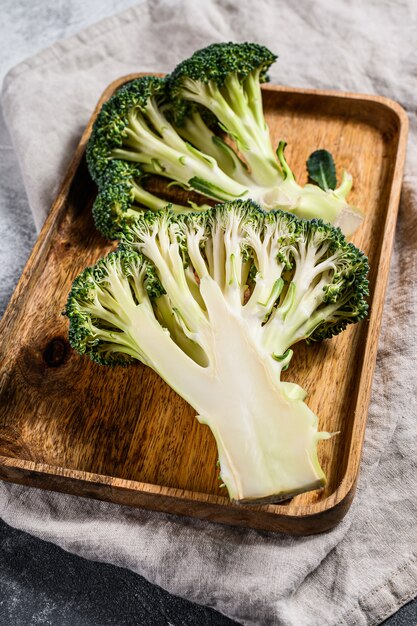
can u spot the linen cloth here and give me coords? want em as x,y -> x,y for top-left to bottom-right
1,1 -> 417,624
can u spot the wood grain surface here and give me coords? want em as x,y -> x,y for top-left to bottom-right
0,76 -> 408,534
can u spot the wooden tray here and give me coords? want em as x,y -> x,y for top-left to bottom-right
0,75 -> 408,535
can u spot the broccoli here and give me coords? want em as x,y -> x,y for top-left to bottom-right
66,200 -> 369,504
168,42 -> 280,188
87,75 -> 246,238
91,159 -> 212,240
168,42 -> 363,234
86,43 -> 363,240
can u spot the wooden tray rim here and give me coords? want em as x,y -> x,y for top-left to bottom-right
0,77 -> 409,526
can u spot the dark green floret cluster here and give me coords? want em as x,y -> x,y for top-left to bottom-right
169,42 -> 276,88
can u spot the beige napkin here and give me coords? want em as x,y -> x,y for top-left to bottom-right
2,1 -> 417,624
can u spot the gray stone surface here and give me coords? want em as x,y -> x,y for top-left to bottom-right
0,519 -> 238,625
0,1 -> 416,624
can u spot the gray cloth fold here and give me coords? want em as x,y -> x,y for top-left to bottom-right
1,1 -> 417,624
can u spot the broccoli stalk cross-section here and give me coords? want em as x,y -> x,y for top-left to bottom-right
86,43 -> 363,240
66,201 -> 369,504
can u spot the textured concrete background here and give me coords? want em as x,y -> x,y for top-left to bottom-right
0,1 -> 415,624
0,518 -> 238,625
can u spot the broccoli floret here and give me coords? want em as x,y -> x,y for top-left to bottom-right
92,160 -> 201,239
86,74 -> 248,235
168,42 -> 280,188
66,200 -> 369,504
87,76 -> 165,184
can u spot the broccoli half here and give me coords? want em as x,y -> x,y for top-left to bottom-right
86,43 -> 363,240
66,200 -> 369,504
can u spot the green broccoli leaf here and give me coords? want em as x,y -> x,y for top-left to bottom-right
307,149 -> 337,191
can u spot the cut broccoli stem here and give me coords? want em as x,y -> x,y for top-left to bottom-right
195,278 -> 326,503
113,278 -> 326,505
119,112 -> 362,237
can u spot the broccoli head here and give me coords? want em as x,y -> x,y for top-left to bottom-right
66,200 -> 369,504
